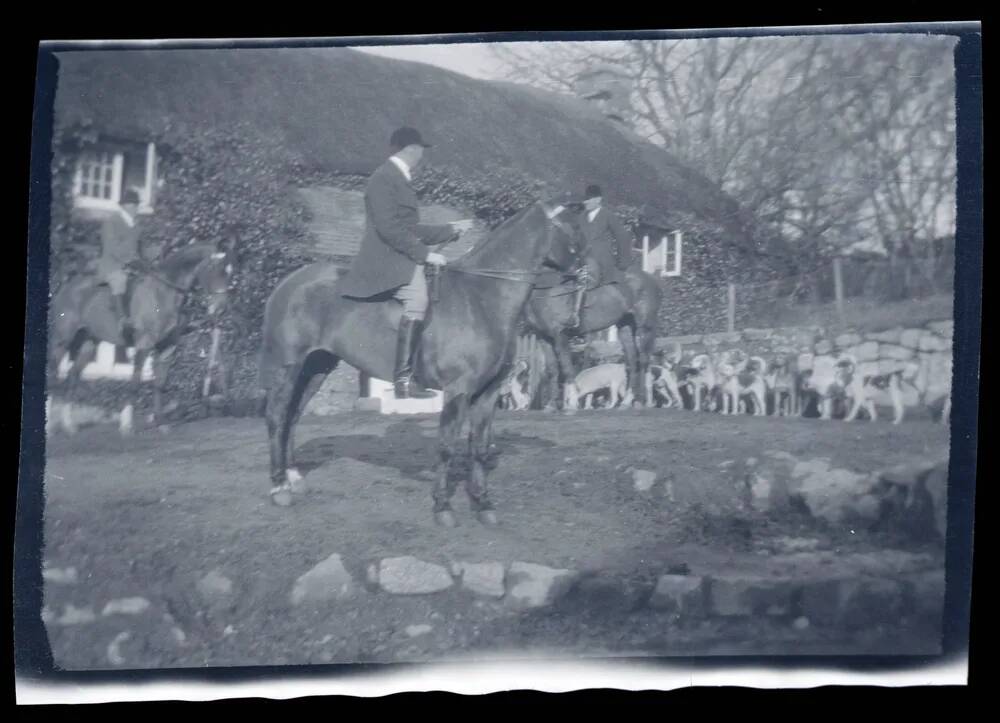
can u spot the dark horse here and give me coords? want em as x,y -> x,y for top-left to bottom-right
523,265 -> 663,411
259,201 -> 580,526
48,243 -> 235,435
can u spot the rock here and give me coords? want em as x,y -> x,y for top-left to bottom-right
354,398 -> 382,413
507,561 -> 578,609
378,556 -> 453,595
106,631 -> 132,666
405,624 -> 433,638
852,341 -> 880,362
793,616 -> 810,630
839,578 -> 906,628
56,604 -> 97,626
42,566 -> 79,585
880,344 -> 914,361
867,327 -> 904,344
631,468 -> 658,492
835,332 -> 862,348
789,458 -> 874,526
452,561 -> 506,598
101,597 -> 151,616
926,320 -> 953,337
814,340 -> 833,355
918,334 -> 951,353
197,570 -> 235,606
562,573 -> 654,613
649,575 -> 707,616
291,554 -> 358,605
709,576 -> 796,617
900,328 -> 923,349
743,328 -> 772,341
658,334 -> 703,348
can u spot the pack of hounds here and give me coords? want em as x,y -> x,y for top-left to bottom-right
499,347 -> 951,425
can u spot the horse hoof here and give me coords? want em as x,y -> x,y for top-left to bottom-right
271,489 -> 294,507
477,510 -> 499,527
434,510 -> 458,528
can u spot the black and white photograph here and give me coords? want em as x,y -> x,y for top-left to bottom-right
16,23 -> 980,700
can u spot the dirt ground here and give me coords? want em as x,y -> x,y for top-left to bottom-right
39,406 -> 948,669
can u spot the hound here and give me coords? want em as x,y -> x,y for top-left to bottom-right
799,354 -> 843,420
678,353 -> 717,412
498,359 -> 531,411
648,347 -> 684,408
573,363 -> 633,410
837,354 -> 911,424
716,350 -> 751,415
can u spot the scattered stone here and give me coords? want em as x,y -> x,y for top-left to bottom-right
106,631 -> 131,666
814,340 -> 833,355
56,604 -> 97,626
101,597 -> 151,616
926,320 -> 954,337
867,328 -> 904,344
452,561 -> 506,598
649,575 -> 707,616
42,566 -> 79,585
291,553 -> 358,605
631,468 -> 658,492
171,627 -> 188,645
709,576 -> 796,617
743,328 -> 772,341
197,570 -> 235,606
378,556 -> 453,595
405,624 -> 433,638
507,561 -> 578,609
223,625 -> 236,636
793,616 -> 810,630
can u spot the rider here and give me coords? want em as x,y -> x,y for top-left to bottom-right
570,184 -> 636,329
98,188 -> 143,344
338,126 -> 474,399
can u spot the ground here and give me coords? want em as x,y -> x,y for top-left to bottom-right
39,407 -> 948,669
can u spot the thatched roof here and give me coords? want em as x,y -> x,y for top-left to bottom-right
52,46 -> 752,244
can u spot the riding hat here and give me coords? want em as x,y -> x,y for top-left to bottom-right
390,126 -> 433,150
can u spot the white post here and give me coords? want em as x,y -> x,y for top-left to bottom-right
660,234 -> 667,273
110,152 -> 124,205
675,231 -> 683,276
142,142 -> 156,210
607,326 -> 618,343
642,234 -> 650,272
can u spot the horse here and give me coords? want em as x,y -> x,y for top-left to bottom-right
48,243 -> 236,435
259,201 -> 581,527
522,264 -> 663,412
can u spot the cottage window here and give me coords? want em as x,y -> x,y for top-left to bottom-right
641,230 -> 683,278
73,150 -> 123,208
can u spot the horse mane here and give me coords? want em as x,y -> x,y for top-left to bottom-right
456,204 -> 540,266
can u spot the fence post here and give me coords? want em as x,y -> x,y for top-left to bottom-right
642,235 -> 650,273
727,283 -> 736,333
832,257 -> 845,328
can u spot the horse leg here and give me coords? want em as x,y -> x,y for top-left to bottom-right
550,333 -> 578,414
617,323 -> 641,408
120,348 -> 150,436
433,393 -> 469,527
265,364 -> 300,506
285,366 -> 334,492
467,382 -> 506,527
62,340 -> 97,435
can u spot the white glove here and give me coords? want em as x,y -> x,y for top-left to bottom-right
449,219 -> 475,233
426,252 -> 447,266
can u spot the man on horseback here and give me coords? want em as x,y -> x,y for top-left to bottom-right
338,127 -> 473,399
97,189 -> 143,344
570,184 -> 636,329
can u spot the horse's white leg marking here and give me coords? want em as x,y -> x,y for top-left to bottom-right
119,403 -> 134,436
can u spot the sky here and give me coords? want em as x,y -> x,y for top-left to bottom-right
356,43 -> 506,80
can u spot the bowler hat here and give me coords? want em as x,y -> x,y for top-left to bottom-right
584,184 -> 603,200
390,126 -> 433,150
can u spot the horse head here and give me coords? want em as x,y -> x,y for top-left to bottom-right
193,244 -> 237,318
538,200 -> 583,274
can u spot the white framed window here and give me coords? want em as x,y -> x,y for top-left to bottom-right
73,150 -> 123,210
641,230 -> 683,278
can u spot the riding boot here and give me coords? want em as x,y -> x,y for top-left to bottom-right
569,286 -> 585,329
113,294 -> 134,346
394,317 -> 435,399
